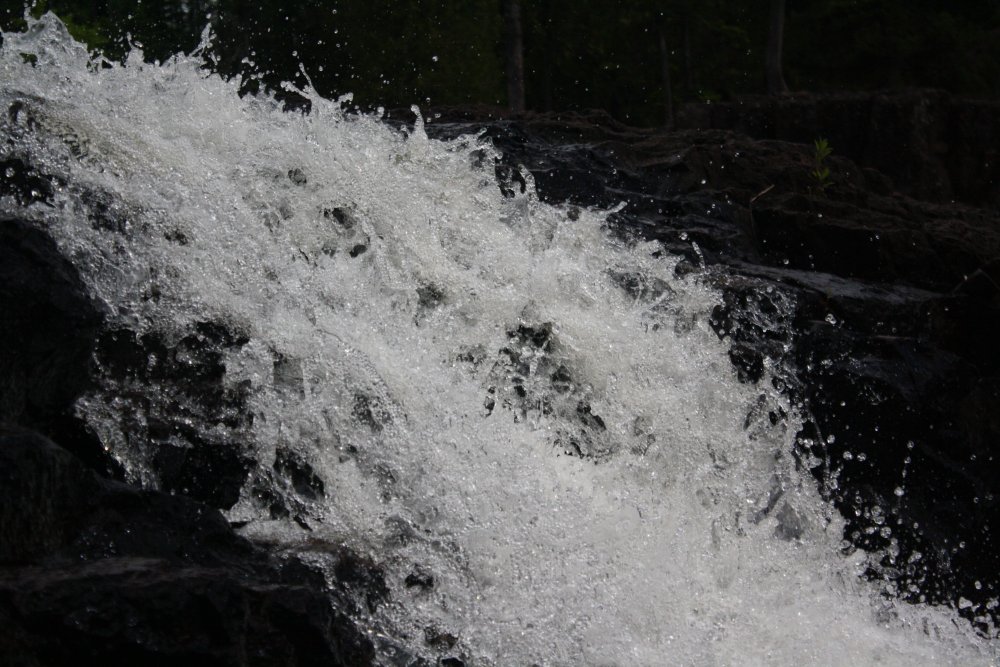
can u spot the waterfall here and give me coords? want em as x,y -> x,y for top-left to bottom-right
2,13 -> 994,665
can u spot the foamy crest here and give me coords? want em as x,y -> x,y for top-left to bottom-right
2,13 -> 996,665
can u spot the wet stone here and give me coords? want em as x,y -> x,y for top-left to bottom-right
324,206 -> 356,230
423,626 -> 458,651
404,564 -> 435,591
332,549 -> 390,615
152,439 -> 252,510
273,447 -> 325,501
0,431 -> 375,665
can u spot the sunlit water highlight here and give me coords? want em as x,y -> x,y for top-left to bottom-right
2,13 -> 996,665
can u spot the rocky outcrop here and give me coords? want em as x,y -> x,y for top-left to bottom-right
429,112 -> 1000,631
675,89 -> 1000,207
0,167 -> 383,662
0,213 -> 115,477
0,428 -> 378,666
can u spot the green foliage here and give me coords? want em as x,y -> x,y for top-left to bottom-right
515,0 -> 756,124
2,1 -> 999,124
785,0 -> 1000,97
205,0 -> 505,110
811,138 -> 833,192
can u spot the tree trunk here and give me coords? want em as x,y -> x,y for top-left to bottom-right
540,1 -> 554,111
658,24 -> 674,128
502,0 -> 526,113
682,6 -> 694,91
766,0 -> 789,95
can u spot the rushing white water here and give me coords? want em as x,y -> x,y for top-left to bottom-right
2,13 -> 997,666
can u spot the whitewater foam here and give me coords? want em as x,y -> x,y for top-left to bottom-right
2,13 -> 996,665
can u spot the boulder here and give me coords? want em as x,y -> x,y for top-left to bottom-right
0,429 -> 376,666
0,216 -> 114,476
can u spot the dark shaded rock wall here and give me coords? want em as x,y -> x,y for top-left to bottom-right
676,90 -> 1000,207
0,215 -> 116,476
0,428 -> 378,666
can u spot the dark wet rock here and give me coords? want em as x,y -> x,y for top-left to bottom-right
152,441 -> 253,511
273,447 -> 325,501
482,320 -> 615,460
0,217 -> 116,477
676,89 -> 1000,207
423,626 -> 458,651
91,322 -> 256,509
0,560 -> 370,667
245,448 -> 327,525
404,564 -> 435,591
0,428 -> 99,564
332,548 -> 390,615
0,429 -> 375,666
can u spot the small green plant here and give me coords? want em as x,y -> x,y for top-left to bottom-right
811,138 -> 833,192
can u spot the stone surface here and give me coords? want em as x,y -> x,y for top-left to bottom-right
0,429 -> 377,666
675,89 -> 1000,207
0,216 -> 115,477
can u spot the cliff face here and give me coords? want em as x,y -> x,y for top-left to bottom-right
676,89 -> 1000,207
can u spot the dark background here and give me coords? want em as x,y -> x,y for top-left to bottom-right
2,0 -> 1000,126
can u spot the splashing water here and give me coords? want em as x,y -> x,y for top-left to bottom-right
2,13 -> 996,665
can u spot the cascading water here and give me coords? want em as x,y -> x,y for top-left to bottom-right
2,13 -> 997,665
